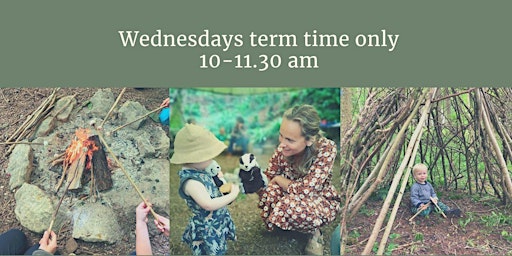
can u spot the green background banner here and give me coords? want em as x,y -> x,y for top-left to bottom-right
1,1 -> 511,87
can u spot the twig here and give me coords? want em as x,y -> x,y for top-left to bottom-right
431,197 -> 447,218
90,163 -> 97,202
0,141 -> 43,145
48,175 -> 73,232
489,243 -> 512,252
50,158 -> 64,167
109,105 -> 165,134
0,90 -> 8,103
431,88 -> 476,103
5,89 -> 58,156
348,227 -> 387,247
48,152 -> 66,164
409,202 -> 431,222
391,241 -> 421,252
44,93 -> 77,120
100,88 -> 126,128
97,132 -> 160,221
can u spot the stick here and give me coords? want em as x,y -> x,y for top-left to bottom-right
6,89 -> 58,155
391,241 -> 421,252
409,202 -> 431,222
90,161 -> 97,202
0,89 -> 8,103
347,227 -> 387,248
96,132 -> 160,221
0,141 -> 43,145
109,105 -> 165,134
430,197 -> 447,218
48,175 -> 73,233
100,88 -> 126,128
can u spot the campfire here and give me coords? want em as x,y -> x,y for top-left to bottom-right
53,128 -> 113,196
5,89 -> 170,247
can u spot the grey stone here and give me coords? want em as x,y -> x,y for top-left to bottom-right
35,116 -> 56,137
134,132 -> 156,158
14,183 -> 54,233
72,202 -> 121,244
118,101 -> 148,130
53,95 -> 77,121
102,158 -> 170,217
153,126 -> 170,158
6,144 -> 33,190
87,89 -> 115,118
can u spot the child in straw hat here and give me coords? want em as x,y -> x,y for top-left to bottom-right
171,124 -> 239,255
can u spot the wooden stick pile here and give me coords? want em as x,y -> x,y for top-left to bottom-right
3,89 -> 60,156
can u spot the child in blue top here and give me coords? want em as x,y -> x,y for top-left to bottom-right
170,124 -> 239,255
410,163 -> 460,217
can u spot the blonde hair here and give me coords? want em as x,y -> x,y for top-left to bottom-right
412,163 -> 428,176
283,105 -> 323,176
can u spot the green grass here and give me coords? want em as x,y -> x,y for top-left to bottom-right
458,212 -> 474,230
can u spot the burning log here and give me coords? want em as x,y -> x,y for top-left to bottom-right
66,147 -> 87,190
84,135 -> 112,191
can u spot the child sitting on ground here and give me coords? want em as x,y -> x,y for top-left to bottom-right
410,163 -> 461,217
170,124 -> 239,255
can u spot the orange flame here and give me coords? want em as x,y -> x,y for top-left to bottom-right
64,128 -> 99,170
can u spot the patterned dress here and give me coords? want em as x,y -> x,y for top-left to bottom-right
179,169 -> 236,255
258,137 -> 341,234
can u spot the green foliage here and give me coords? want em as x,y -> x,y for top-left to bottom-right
466,239 -> 475,247
414,232 -> 424,241
175,88 -> 339,146
359,205 -> 375,217
501,230 -> 512,242
389,233 -> 401,240
349,229 -> 361,239
372,233 -> 400,255
459,212 -> 474,229
445,192 -> 463,200
288,88 -> 340,122
370,186 -> 390,201
480,211 -> 512,227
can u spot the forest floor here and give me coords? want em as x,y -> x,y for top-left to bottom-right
171,148 -> 512,255
345,191 -> 512,255
0,87 -> 169,255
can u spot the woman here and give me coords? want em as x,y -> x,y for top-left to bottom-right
258,105 -> 340,255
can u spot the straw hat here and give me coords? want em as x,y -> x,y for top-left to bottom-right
170,124 -> 227,164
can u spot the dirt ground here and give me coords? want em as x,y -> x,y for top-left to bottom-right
0,88 -> 170,255
345,191 -> 512,255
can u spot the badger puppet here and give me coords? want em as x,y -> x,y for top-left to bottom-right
205,160 -> 231,194
239,153 -> 268,193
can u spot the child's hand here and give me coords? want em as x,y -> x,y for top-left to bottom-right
39,230 -> 58,254
430,197 -> 438,204
160,98 -> 170,107
419,203 -> 429,211
136,201 -> 152,224
230,183 -> 240,196
154,214 -> 170,237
